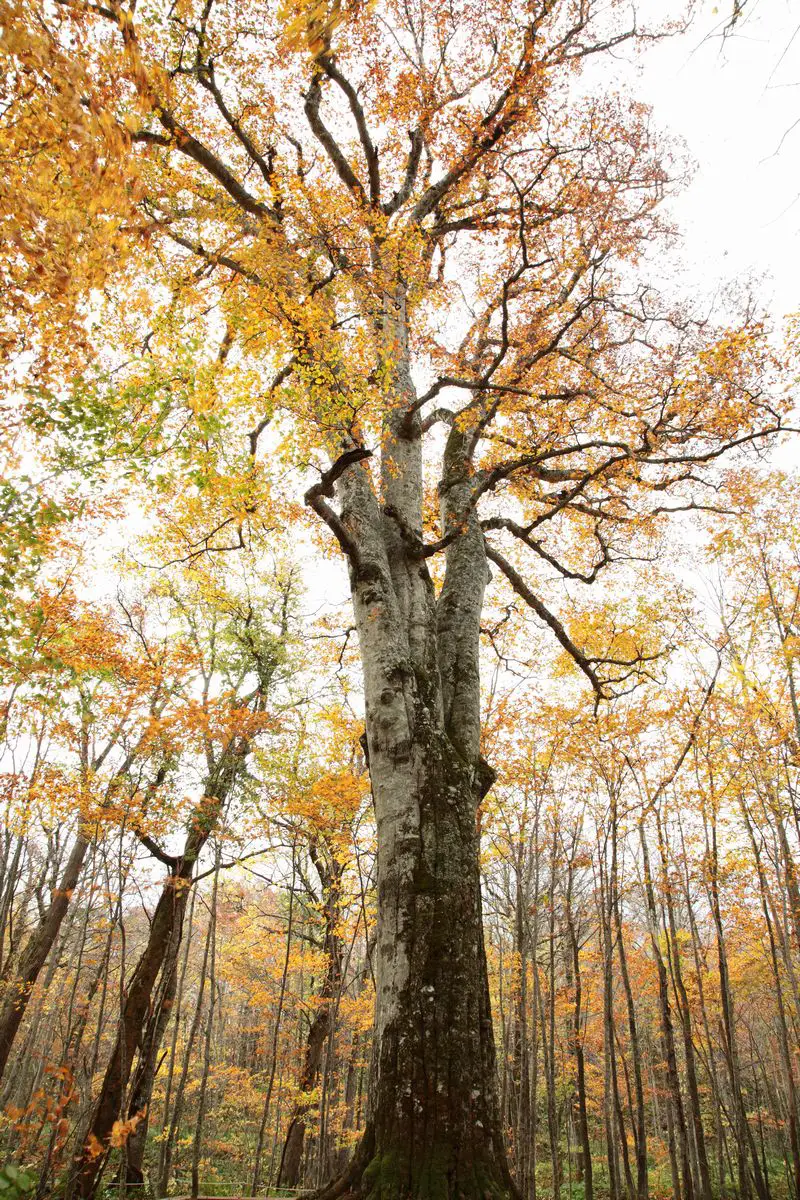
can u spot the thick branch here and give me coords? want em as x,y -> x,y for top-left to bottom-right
304,76 -> 367,204
318,54 -> 381,205
102,1 -> 276,222
153,106 -> 277,220
384,128 -> 424,215
196,62 -> 277,192
304,448 -> 373,563
136,833 -> 179,870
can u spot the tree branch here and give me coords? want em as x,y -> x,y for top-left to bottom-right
384,128 -> 424,215
304,75 -> 367,204
484,542 -> 605,698
481,516 -> 611,583
318,54 -> 381,206
304,448 -> 373,563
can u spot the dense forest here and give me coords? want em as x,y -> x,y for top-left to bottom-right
1,0 -> 798,1198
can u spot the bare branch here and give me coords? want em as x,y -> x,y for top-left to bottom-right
304,447 -> 373,563
248,361 -> 295,456
484,541 -> 605,698
482,516 -> 611,583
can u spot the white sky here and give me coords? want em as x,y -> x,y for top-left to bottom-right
635,0 -> 800,324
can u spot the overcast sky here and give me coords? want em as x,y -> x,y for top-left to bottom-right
635,0 -> 799,322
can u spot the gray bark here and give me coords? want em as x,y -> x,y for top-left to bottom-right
313,286 -> 515,1200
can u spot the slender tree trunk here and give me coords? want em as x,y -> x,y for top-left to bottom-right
0,832 -> 27,977
513,850 -> 530,1200
160,875 -> 216,1195
611,842 -> 647,1200
705,809 -> 770,1200
252,854 -> 297,1196
598,847 -> 631,1200
743,810 -> 800,1200
278,847 -> 343,1188
542,828 -> 561,1199
564,864 -> 592,1200
0,830 -> 90,1080
192,856 -> 220,1200
639,820 -> 693,1200
677,816 -> 728,1200
655,810 -> 712,1200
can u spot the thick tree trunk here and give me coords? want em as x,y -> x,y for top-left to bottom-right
321,315 -> 515,1199
358,723 -> 509,1200
367,734 -> 506,1195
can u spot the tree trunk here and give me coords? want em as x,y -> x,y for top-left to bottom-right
318,309 -> 515,1200
611,840 -> 647,1200
192,855 -> 220,1200
705,809 -> 770,1200
278,845 -> 344,1189
0,830 -> 90,1080
743,807 -> 800,1200
656,810 -> 712,1200
639,820 -> 693,1200
124,930 -> 181,1185
251,855 -> 296,1196
67,746 -> 246,1200
66,865 -> 192,1200
565,885 -> 593,1200
355,723 -> 510,1200
513,850 -> 531,1200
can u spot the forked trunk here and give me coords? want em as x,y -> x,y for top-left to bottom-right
66,867 -> 192,1200
67,751 -> 244,1200
317,320 -> 515,1198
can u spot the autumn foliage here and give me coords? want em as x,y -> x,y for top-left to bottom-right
1,0 -> 799,1197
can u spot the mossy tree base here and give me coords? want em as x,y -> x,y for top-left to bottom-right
313,1124 -> 517,1200
361,1143 -> 515,1200
309,724 -> 518,1200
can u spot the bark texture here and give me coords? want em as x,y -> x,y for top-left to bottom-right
312,291 -> 516,1200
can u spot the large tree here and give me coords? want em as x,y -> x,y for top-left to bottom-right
2,0 -> 792,1196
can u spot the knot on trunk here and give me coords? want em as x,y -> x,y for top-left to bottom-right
474,755 -> 496,801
